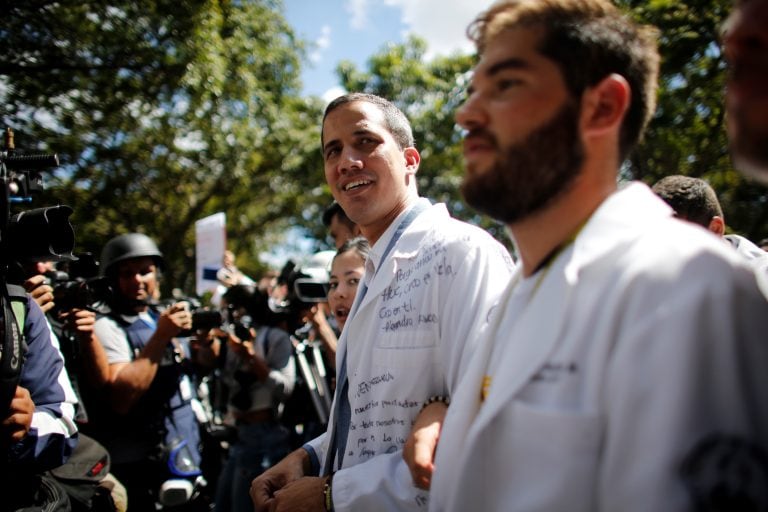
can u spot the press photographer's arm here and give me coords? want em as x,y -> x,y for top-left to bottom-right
2,299 -> 78,471
103,301 -> 192,414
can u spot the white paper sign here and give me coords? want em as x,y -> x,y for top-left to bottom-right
195,212 -> 226,297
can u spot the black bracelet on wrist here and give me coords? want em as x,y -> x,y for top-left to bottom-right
420,395 -> 450,412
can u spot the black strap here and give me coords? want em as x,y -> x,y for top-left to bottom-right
0,284 -> 27,416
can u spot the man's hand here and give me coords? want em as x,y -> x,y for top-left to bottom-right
155,302 -> 192,339
403,401 -> 448,490
23,274 -> 55,314
2,386 -> 34,443
59,308 -> 96,340
251,448 -> 310,512
270,476 -> 326,512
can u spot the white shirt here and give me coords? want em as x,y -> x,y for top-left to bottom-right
725,233 -> 768,297
430,183 -> 768,512
307,199 -> 515,511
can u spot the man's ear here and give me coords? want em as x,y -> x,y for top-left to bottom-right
581,73 -> 630,138
404,147 -> 420,175
708,216 -> 726,237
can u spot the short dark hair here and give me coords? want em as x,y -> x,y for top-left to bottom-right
322,93 -> 415,150
651,175 -> 724,228
322,201 -> 354,229
468,0 -> 660,161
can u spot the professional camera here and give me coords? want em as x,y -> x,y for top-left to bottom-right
227,310 -> 253,343
265,252 -> 333,337
270,251 -> 333,326
293,250 -> 334,303
1,129 -> 76,413
0,129 -> 76,265
192,309 -> 223,332
46,253 -> 113,315
168,298 -> 224,337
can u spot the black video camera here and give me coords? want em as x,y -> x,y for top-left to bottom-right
276,256 -> 331,309
0,129 -> 76,265
1,129 -> 76,413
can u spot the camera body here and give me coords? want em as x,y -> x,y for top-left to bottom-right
271,252 -> 333,330
170,298 -> 223,337
293,277 -> 329,303
47,273 -> 112,315
191,309 -> 223,332
0,133 -> 76,265
42,253 -> 112,315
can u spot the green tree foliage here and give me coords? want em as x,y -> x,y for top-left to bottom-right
624,0 -> 768,240
3,0 -> 767,296
335,2 -> 768,243
1,0 -> 325,292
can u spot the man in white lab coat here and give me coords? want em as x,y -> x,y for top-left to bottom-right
404,1 -> 768,510
651,175 -> 768,280
250,93 -> 514,511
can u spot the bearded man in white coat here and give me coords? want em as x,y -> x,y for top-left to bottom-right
250,93 -> 514,511
404,1 -> 768,511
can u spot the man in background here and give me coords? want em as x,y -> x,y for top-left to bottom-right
652,175 -> 768,261
322,201 -> 362,250
86,233 -> 209,510
723,0 -> 768,182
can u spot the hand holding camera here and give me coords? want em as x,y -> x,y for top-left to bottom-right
59,308 -> 97,341
156,301 -> 193,339
23,274 -> 55,314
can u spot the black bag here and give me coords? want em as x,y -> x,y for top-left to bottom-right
1,473 -> 72,512
2,434 -> 116,512
48,435 -> 115,512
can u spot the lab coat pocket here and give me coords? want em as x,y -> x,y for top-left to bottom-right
492,400 -> 603,511
372,341 -> 438,369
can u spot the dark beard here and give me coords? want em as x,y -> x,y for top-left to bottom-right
460,101 -> 585,224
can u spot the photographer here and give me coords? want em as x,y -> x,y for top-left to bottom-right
207,283 -> 295,512
85,233 -> 213,511
1,133 -> 119,510
1,292 -> 80,507
19,259 -> 113,412
10,259 -> 125,512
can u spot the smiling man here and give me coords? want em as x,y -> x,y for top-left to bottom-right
250,93 -> 514,511
403,1 -> 768,511
86,233 -> 205,510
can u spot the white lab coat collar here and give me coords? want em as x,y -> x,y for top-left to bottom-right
564,182 -> 674,283
359,198 -> 439,311
365,198 -> 434,272
465,182 -> 676,435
